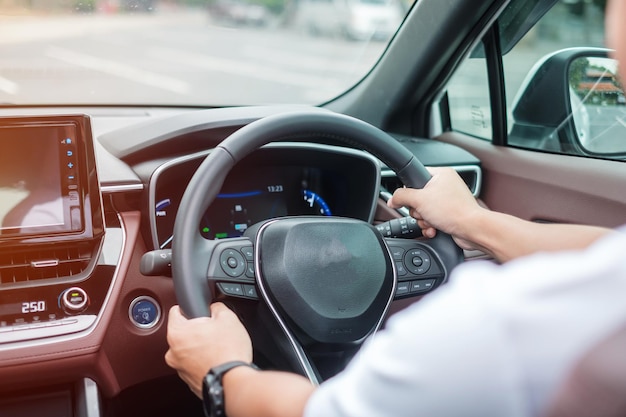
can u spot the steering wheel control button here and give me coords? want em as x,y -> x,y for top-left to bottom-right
404,249 -> 431,275
395,281 -> 410,296
240,246 -> 254,261
423,279 -> 435,290
129,296 -> 161,329
245,263 -> 256,278
388,246 -> 404,260
61,287 -> 89,313
395,261 -> 408,277
410,280 -> 428,294
218,283 -> 244,297
219,249 -> 245,277
242,284 -> 258,299
410,279 -> 437,294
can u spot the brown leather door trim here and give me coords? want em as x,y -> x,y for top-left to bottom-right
438,132 -> 626,228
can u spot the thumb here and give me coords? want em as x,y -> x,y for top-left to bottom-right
210,302 -> 233,318
168,305 -> 185,323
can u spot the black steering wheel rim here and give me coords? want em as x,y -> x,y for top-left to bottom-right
172,110 -> 441,319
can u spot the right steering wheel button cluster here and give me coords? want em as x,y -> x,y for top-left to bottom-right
387,239 -> 443,299
404,248 -> 431,275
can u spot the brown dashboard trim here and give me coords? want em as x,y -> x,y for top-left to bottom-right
0,211 -> 140,394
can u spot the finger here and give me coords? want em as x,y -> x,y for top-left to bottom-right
164,349 -> 175,368
388,187 -> 424,209
210,302 -> 230,317
417,219 -> 432,229
166,305 -> 189,345
415,219 -> 436,238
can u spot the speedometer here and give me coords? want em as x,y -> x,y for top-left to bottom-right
303,190 -> 332,216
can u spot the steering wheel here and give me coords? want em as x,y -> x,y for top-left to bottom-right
171,110 -> 462,383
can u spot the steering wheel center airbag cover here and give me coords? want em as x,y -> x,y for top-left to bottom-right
257,217 -> 395,344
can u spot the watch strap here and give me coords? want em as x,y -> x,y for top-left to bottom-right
203,361 -> 259,417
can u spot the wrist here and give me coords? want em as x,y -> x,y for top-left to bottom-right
202,361 -> 259,417
452,206 -> 489,245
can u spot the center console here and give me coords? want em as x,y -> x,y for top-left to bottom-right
0,115 -> 108,344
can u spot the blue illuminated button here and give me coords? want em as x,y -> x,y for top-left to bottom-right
129,296 -> 161,329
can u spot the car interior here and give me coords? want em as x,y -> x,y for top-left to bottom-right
0,0 -> 625,416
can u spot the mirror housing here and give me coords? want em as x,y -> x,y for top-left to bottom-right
509,47 -> 619,155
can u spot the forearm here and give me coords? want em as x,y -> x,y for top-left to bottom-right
467,208 -> 611,262
224,367 -> 316,417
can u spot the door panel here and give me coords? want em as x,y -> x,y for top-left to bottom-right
438,132 -> 626,228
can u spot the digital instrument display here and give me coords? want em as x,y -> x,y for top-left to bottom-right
150,146 -> 380,250
0,123 -> 83,237
198,167 -> 334,240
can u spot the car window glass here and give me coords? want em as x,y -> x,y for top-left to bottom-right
0,0 -> 412,106
503,1 -> 626,160
446,42 -> 492,141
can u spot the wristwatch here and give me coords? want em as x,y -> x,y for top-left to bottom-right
202,360 -> 259,417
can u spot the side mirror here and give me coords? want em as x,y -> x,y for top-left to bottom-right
509,48 -> 626,157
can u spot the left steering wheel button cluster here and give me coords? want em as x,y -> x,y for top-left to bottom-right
219,249 -> 246,277
212,242 -> 259,300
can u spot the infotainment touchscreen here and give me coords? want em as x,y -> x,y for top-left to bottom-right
0,120 -> 90,238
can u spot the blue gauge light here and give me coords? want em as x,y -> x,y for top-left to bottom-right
303,190 -> 332,216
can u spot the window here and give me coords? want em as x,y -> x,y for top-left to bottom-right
446,42 -> 492,141
445,0 -> 626,160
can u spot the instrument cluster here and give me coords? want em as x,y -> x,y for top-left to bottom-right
148,144 -> 381,250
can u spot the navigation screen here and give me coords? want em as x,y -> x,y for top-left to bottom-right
0,123 -> 82,236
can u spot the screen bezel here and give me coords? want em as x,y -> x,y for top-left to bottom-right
0,115 -> 104,246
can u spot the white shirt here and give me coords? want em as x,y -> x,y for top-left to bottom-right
304,227 -> 626,417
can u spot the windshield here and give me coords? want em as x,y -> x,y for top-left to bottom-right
0,0 -> 410,107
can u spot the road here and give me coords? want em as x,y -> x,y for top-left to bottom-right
0,7 -> 386,105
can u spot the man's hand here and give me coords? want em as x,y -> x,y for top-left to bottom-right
165,303 -> 253,398
387,167 -> 483,251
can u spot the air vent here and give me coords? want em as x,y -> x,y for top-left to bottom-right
0,243 -> 95,286
381,165 -> 482,197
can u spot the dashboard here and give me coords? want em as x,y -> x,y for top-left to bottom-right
0,106 -> 481,417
